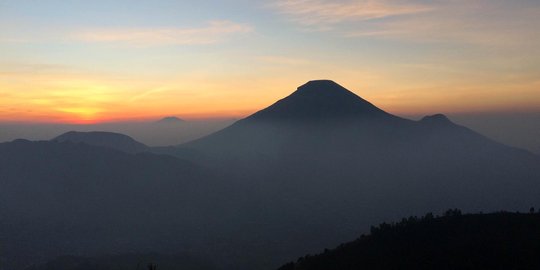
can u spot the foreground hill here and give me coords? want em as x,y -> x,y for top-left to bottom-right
278,211 -> 540,270
52,131 -> 148,153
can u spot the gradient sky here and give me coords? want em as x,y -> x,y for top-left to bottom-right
1,0 -> 539,123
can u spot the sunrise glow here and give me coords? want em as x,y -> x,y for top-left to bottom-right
1,1 -> 539,123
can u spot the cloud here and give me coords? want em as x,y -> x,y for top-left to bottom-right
270,0 -> 430,30
72,20 -> 253,46
344,2 -> 540,47
270,0 -> 540,48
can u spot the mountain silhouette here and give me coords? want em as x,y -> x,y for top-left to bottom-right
246,80 -> 394,122
52,131 -> 148,153
180,80 -> 530,162
181,80 -> 411,157
170,80 -> 540,269
157,116 -> 185,124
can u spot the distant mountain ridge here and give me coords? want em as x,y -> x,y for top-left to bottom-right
52,131 -> 148,153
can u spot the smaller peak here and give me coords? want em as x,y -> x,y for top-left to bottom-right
12,138 -> 31,144
52,131 -> 147,153
55,131 -> 130,139
421,114 -> 453,125
157,116 -> 185,124
62,131 -> 79,136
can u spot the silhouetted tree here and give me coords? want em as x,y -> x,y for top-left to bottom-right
444,208 -> 462,217
278,210 -> 540,270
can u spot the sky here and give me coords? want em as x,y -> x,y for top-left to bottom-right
1,0 -> 540,123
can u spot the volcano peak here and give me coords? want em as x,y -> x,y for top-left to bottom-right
247,80 -> 391,122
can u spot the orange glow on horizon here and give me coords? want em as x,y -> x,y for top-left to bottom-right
2,1 -> 540,125
1,67 -> 539,124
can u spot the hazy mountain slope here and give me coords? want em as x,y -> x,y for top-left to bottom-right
0,139 -> 235,270
278,211 -> 540,270
25,253 -> 215,270
52,131 -> 149,153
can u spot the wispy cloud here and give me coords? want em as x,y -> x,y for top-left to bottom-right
270,0 -> 430,31
270,0 -> 540,48
72,20 -> 253,46
343,1 -> 540,46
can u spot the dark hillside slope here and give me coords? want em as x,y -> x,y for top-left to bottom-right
278,211 -> 540,270
25,253 -> 215,270
0,139 -> 230,270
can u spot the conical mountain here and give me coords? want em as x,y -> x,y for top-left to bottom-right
179,80 -> 539,168
181,80 -> 416,155
246,80 -> 393,122
183,82 -> 429,152
171,81 -> 540,266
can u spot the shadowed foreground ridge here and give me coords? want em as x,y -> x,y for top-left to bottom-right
278,211 -> 540,270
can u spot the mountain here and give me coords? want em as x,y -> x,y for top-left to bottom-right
181,80 -> 409,158
181,80 -> 539,171
278,211 -> 540,270
0,139 -> 233,270
2,80 -> 540,270
52,131 -> 148,153
246,80 -> 393,122
169,80 -> 540,269
157,116 -> 185,124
